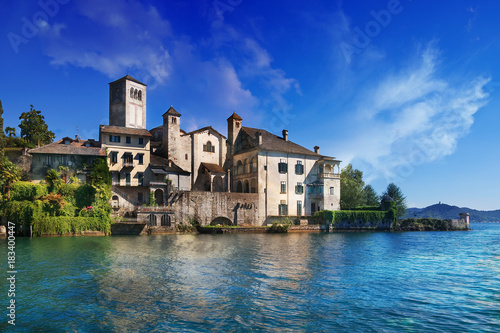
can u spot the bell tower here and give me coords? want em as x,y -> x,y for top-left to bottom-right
109,75 -> 147,129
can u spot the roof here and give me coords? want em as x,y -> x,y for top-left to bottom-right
150,154 -> 190,175
109,74 -> 146,86
28,139 -> 106,156
163,105 -> 181,117
200,162 -> 225,174
238,127 -> 329,157
183,126 -> 226,139
100,125 -> 152,137
227,112 -> 242,121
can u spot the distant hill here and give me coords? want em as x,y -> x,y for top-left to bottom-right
405,203 -> 500,223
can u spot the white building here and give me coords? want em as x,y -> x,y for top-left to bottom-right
103,75 -> 340,222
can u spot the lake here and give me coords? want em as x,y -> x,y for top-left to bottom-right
1,223 -> 499,332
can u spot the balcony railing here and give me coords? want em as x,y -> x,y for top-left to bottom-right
319,172 -> 340,179
123,161 -> 134,168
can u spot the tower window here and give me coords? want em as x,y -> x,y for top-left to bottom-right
138,90 -> 142,101
130,88 -> 134,98
171,117 -> 177,124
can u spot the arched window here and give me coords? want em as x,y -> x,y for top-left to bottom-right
203,141 -> 215,152
138,90 -> 142,101
244,180 -> 250,193
130,88 -> 134,98
148,214 -> 157,226
161,214 -> 171,227
134,89 -> 138,99
236,181 -> 243,193
250,179 -> 257,193
236,160 -> 243,175
250,157 -> 257,172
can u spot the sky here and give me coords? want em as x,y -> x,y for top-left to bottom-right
1,0 -> 499,210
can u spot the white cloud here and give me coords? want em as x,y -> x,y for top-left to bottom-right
338,45 -> 490,183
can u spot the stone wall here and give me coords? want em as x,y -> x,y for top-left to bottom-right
168,191 -> 260,226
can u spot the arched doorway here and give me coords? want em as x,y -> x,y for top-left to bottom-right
161,214 -> 171,226
210,217 -> 233,226
236,181 -> 243,193
243,180 -> 250,193
154,189 -> 164,205
213,175 -> 223,192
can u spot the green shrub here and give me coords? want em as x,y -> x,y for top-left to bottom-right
75,184 -> 96,208
31,216 -> 111,236
58,183 -> 79,203
10,181 -> 48,201
268,220 -> 292,233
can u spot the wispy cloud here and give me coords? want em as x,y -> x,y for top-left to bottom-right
37,0 -> 298,132
338,45 -> 490,183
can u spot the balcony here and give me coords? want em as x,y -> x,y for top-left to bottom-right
319,172 -> 340,179
123,161 -> 134,168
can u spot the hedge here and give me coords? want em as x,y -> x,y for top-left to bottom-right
315,208 -> 397,226
10,182 -> 48,201
31,216 -> 112,236
1,200 -> 44,227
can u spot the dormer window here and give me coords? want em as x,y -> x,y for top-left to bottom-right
64,140 -> 70,145
85,143 -> 90,147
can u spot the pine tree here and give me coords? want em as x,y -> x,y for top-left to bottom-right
382,183 -> 408,217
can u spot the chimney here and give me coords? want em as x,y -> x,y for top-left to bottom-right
75,135 -> 79,141
314,146 -> 319,154
282,129 -> 288,141
256,132 -> 262,145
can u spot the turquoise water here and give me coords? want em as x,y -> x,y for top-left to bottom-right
1,223 -> 500,332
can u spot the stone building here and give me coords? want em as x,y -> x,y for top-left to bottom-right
105,74 -> 341,224
29,74 -> 341,225
28,136 -> 105,183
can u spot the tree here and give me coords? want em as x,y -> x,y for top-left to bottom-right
362,185 -> 380,206
340,163 -> 365,210
382,183 -> 408,217
0,100 -> 5,148
0,155 -> 21,199
19,105 -> 55,147
89,157 -> 111,186
5,127 -> 16,137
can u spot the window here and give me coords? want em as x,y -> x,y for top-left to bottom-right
308,185 -> 324,194
172,117 -> 177,124
279,200 -> 288,216
278,159 -> 288,173
295,182 -> 304,194
281,181 -> 286,193
138,172 -> 144,186
126,136 -> 131,144
130,88 -> 134,98
123,153 -> 133,166
297,201 -> 302,216
64,140 -> 70,145
295,160 -> 304,175
125,173 -> 131,186
330,187 -> 334,195
137,154 -> 144,165
109,135 -> 120,143
138,192 -> 143,203
161,214 -> 171,227
110,152 -> 118,163
250,157 -> 257,172
185,154 -> 188,160
138,90 -> 142,101
203,141 -> 215,153
138,137 -> 144,145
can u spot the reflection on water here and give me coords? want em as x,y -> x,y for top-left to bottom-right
1,224 -> 500,332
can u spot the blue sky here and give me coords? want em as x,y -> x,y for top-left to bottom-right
1,0 -> 499,210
